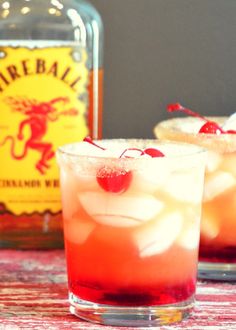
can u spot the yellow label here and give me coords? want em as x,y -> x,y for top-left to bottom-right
0,44 -> 89,215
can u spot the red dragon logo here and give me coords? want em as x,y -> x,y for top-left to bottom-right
0,96 -> 78,175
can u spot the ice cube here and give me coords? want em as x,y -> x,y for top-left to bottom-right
162,170 -> 204,203
98,146 -> 127,158
203,171 -> 236,201
206,151 -> 222,173
74,141 -> 107,157
220,154 -> 236,177
131,164 -> 169,194
201,213 -> 219,240
60,169 -> 81,219
134,212 -> 183,257
102,147 -> 150,159
177,225 -> 200,250
77,141 -> 145,159
73,171 -> 99,191
78,191 -> 163,227
222,112 -> 236,131
64,215 -> 96,244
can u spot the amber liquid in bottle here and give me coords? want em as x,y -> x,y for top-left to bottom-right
0,1 -> 103,249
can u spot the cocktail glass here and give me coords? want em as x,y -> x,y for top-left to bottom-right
57,139 -> 206,327
155,117 -> 236,280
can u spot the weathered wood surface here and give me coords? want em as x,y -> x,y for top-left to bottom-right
0,250 -> 235,330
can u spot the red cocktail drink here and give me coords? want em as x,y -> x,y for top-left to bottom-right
57,139 -> 206,326
155,105 -> 236,280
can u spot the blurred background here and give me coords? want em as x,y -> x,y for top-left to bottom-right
90,0 -> 236,138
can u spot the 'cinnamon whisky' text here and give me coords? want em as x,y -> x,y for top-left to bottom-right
0,179 -> 60,188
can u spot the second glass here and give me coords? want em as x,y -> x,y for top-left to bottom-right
57,139 -> 206,327
155,117 -> 236,280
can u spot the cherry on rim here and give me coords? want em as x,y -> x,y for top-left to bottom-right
167,103 -> 236,134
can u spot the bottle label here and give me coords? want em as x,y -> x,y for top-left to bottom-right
0,44 -> 89,215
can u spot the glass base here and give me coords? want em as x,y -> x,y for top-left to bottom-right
198,261 -> 236,281
69,292 -> 195,327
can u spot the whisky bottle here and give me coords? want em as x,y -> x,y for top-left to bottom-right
0,0 -> 103,248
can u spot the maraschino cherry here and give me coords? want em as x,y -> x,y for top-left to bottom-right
83,137 -> 165,193
167,103 -> 236,134
96,167 -> 132,193
144,148 -> 165,157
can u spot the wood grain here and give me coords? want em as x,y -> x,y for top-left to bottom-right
0,250 -> 235,330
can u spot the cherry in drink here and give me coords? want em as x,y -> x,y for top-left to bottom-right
155,103 -> 236,280
57,139 -> 206,327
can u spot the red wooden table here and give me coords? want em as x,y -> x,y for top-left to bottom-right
0,250 -> 235,330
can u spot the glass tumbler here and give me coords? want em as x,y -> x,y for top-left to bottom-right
57,139 -> 206,327
155,117 -> 236,280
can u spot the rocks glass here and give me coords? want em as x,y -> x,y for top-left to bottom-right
57,139 -> 206,326
155,117 -> 236,280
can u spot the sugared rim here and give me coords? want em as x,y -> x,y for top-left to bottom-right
154,117 -> 236,153
57,138 -> 206,160
155,116 -> 231,137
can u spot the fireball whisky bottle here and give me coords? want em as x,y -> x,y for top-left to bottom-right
0,0 -> 103,248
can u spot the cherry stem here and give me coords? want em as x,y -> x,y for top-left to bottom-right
167,103 -> 208,122
83,136 -> 106,150
119,148 -> 145,159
